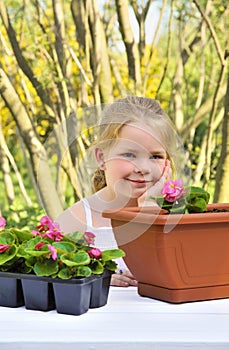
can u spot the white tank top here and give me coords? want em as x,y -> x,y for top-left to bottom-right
81,198 -> 127,270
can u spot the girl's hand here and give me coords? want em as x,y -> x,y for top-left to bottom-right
111,269 -> 138,287
138,159 -> 172,206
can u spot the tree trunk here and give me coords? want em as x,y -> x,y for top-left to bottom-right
52,0 -> 76,116
202,64 -> 226,189
214,70 -> 229,203
0,1 -> 55,118
193,108 -> 224,186
0,128 -> 15,206
131,0 -> 153,62
0,122 -> 32,207
0,66 -> 63,219
89,0 -> 113,103
172,54 -> 184,132
180,82 -> 227,141
115,0 -> 141,89
71,0 -> 113,104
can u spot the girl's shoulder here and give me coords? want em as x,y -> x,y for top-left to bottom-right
69,199 -> 87,215
55,200 -> 88,234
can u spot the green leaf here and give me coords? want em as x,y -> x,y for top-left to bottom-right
169,204 -> 186,214
61,250 -> 90,267
52,241 -> 75,253
23,237 -> 50,257
16,244 -> 30,258
0,245 -> 17,265
33,259 -> 59,276
186,186 -> 210,213
104,260 -> 118,271
25,256 -> 35,268
0,232 -> 15,245
9,229 -> 34,243
58,268 -> 73,279
64,232 -> 84,243
24,249 -> 50,257
76,266 -> 92,277
188,186 -> 210,198
151,185 -> 210,214
101,249 -> 125,261
90,260 -> 104,274
23,236 -> 44,249
186,198 -> 208,213
150,196 -> 174,212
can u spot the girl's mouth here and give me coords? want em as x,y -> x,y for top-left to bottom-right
126,178 -> 151,184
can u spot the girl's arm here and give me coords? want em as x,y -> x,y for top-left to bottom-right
57,203 -> 137,287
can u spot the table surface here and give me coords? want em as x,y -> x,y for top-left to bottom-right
0,286 -> 229,350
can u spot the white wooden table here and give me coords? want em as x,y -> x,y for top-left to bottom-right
0,286 -> 229,350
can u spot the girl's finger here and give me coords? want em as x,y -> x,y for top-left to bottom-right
111,269 -> 138,287
111,274 -> 138,287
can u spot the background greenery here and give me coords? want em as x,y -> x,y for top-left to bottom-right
0,0 -> 228,228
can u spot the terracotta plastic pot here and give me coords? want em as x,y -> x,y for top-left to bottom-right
103,203 -> 229,303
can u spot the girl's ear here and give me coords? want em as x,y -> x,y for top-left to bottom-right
94,147 -> 106,170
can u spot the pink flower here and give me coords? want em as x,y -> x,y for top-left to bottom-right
0,217 -> 6,229
161,178 -> 188,203
35,242 -> 46,249
48,245 -> 57,260
44,228 -> 63,242
0,244 -> 10,253
37,216 -> 55,234
52,221 -> 60,231
40,216 -> 53,227
31,230 -> 39,236
44,231 -> 56,240
33,216 -> 64,242
84,232 -> 95,245
88,248 -> 102,259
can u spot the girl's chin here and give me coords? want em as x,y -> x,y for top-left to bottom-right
128,191 -> 147,201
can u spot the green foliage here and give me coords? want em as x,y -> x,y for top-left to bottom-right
0,0 -> 228,212
155,186 -> 210,214
102,249 -> 126,261
33,259 -> 59,277
0,245 -> 17,265
0,217 -> 125,279
185,186 -> 210,213
90,260 -> 104,275
61,251 -> 91,267
1,202 -> 45,230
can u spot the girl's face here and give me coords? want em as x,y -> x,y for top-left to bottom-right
96,123 -> 168,202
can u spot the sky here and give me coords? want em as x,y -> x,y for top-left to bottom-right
129,2 -> 162,44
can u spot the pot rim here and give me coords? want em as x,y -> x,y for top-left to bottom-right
103,203 -> 229,225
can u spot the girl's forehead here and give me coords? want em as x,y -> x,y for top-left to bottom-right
111,123 -> 166,152
118,123 -> 163,143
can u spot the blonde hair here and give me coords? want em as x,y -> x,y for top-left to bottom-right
92,96 -> 181,192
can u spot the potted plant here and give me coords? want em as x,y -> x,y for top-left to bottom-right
0,216 -> 124,315
103,179 -> 229,303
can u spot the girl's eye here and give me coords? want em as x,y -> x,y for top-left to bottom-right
121,152 -> 136,158
150,155 -> 164,159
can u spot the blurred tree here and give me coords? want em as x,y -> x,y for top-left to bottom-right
214,60 -> 229,203
0,0 -> 228,221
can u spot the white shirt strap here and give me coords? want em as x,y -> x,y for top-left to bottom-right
81,198 -> 93,228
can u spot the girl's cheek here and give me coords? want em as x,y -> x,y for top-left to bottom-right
153,159 -> 166,170
159,159 -> 166,169
152,160 -> 166,179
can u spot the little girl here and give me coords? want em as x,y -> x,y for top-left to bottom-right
56,96 -> 183,286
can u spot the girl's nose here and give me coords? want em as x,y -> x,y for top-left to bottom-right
133,160 -> 150,174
